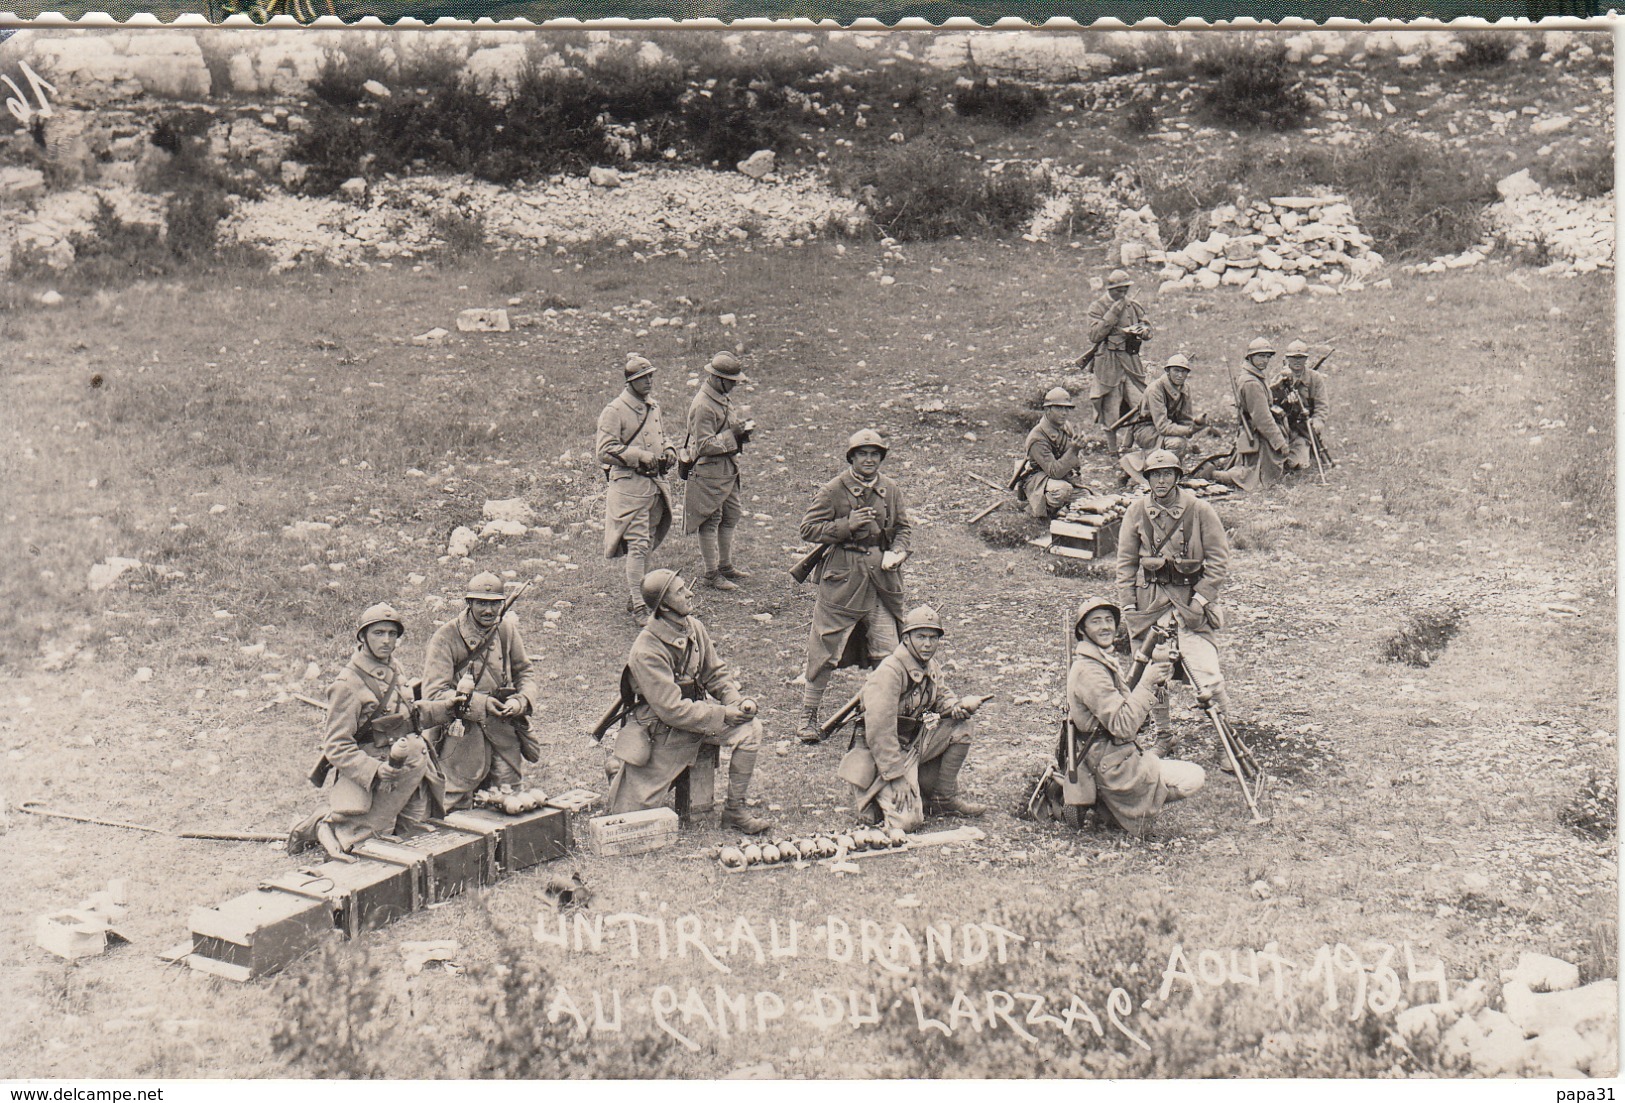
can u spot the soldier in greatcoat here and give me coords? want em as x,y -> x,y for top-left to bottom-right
796,429 -> 911,743
682,352 -> 754,591
1214,337 -> 1290,491
843,606 -> 987,831
287,603 -> 466,861
1117,450 -> 1235,747
421,572 -> 542,809
1118,353 -> 1203,489
1068,595 -> 1205,837
604,569 -> 773,834
596,354 -> 677,618
1083,268 -> 1152,463
1015,387 -> 1092,518
1276,339 -> 1331,472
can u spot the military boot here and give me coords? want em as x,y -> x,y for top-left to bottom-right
703,571 -> 739,592
720,746 -> 772,833
721,803 -> 773,834
797,706 -> 825,744
717,564 -> 752,581
924,743 -> 987,818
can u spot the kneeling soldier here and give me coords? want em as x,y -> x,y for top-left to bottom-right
1069,595 -> 1205,837
1016,387 -> 1092,518
844,606 -> 988,831
605,569 -> 773,834
289,603 -> 466,861
422,572 -> 541,809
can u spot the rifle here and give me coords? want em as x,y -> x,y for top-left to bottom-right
589,666 -> 637,743
1072,337 -> 1106,373
815,686 -> 866,741
463,582 -> 531,674
788,543 -> 830,584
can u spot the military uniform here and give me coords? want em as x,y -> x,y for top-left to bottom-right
422,610 -> 541,807
605,596 -> 764,829
1085,281 -> 1152,455
1215,346 -> 1289,491
846,640 -> 976,831
1068,619 -> 1204,837
799,468 -> 910,700
1019,416 -> 1086,519
1119,361 -> 1199,486
596,367 -> 674,610
1115,482 -> 1233,714
682,356 -> 750,585
1277,365 -> 1329,471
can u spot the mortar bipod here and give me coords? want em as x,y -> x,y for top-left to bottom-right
1163,628 -> 1270,825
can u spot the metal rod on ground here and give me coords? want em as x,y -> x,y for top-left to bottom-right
967,471 -> 1006,493
1308,430 -> 1329,486
294,693 -> 327,710
19,801 -> 283,842
968,500 -> 1005,525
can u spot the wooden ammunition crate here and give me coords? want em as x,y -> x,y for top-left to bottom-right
1046,517 -> 1121,561
189,889 -> 334,982
353,827 -> 491,904
259,859 -> 419,939
585,808 -> 680,856
437,806 -> 571,874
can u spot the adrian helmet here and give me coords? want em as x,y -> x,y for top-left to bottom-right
706,352 -> 747,381
1073,595 -> 1122,637
845,428 -> 890,461
1106,269 -> 1133,289
1042,386 -> 1076,408
623,354 -> 656,382
1142,449 -> 1183,476
356,602 -> 405,640
639,568 -> 685,614
465,572 -> 506,601
900,605 -> 947,637
1246,336 -> 1276,358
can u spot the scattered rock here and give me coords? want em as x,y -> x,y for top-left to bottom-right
479,519 -> 528,539
456,308 -> 510,333
1506,952 -> 1581,993
282,520 -> 333,540
482,498 -> 535,524
1496,168 -> 1541,200
37,289 -> 64,307
88,557 -> 144,592
588,167 -> 621,188
446,526 -> 479,557
362,79 -> 390,98
737,150 -> 775,179
338,177 -> 367,201
412,327 -> 450,346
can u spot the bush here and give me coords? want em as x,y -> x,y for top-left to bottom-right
1380,605 -> 1466,667
432,210 -> 487,260
1198,43 -> 1309,131
1122,98 -> 1158,136
1560,768 -> 1617,841
165,186 -> 231,261
856,143 -> 1045,241
1450,31 -> 1520,70
1547,143 -> 1615,199
953,78 -> 1047,127
68,197 -> 172,283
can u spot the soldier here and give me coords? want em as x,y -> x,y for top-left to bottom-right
1119,352 -> 1202,489
1275,339 -> 1330,473
1116,450 -> 1234,748
1083,268 -> 1152,464
596,354 -> 678,618
287,603 -> 466,862
421,572 -> 542,809
1214,337 -> 1289,492
844,606 -> 988,830
1015,387 -> 1092,518
796,429 -> 912,743
682,352 -> 755,591
1068,595 -> 1205,837
604,569 -> 773,835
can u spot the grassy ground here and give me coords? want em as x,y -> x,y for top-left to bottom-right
0,241 -> 1615,1077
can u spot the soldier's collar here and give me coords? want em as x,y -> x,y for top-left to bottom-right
1147,490 -> 1188,518
892,644 -> 930,680
349,647 -> 395,681
622,388 -> 653,409
647,614 -> 692,647
842,470 -> 883,495
457,610 -> 495,648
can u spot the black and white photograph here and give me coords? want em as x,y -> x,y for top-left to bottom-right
0,23 -> 1616,1083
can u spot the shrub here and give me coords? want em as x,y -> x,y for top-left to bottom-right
1198,42 -> 1309,131
1380,605 -> 1466,667
68,197 -> 172,283
856,142 -> 1045,241
1547,142 -> 1615,199
1560,768 -> 1617,841
165,185 -> 231,261
953,78 -> 1047,127
1450,31 -> 1520,70
432,209 -> 487,260
1122,98 -> 1158,136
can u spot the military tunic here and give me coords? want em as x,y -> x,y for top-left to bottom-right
1215,368 -> 1289,491
1085,292 -> 1151,429
1019,419 -> 1084,518
1277,367 -> 1329,470
422,611 -> 542,807
596,388 -> 673,559
799,470 -> 912,680
681,384 -> 744,535
847,643 -> 973,831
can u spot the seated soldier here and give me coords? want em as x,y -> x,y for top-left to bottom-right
843,606 -> 988,831
1015,387 -> 1092,517
604,569 -> 773,834
1119,353 -> 1203,490
1069,595 -> 1205,837
288,603 -> 466,862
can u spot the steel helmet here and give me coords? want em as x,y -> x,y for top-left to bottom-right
1042,386 -> 1076,408
706,352 -> 747,381
1246,337 -> 1276,358
356,602 -> 405,640
1164,353 -> 1192,371
623,354 -> 656,382
1074,595 -> 1122,637
845,428 -> 889,461
1142,449 -> 1183,476
900,605 -> 946,637
1106,269 -> 1133,289
639,568 -> 685,614
465,572 -> 505,601
1284,339 -> 1310,358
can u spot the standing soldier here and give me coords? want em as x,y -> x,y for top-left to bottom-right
288,603 -> 466,861
1116,450 -> 1234,748
605,569 -> 773,835
1015,387 -> 1093,518
421,572 -> 542,808
1068,595 -> 1205,837
843,606 -> 988,830
1083,268 -> 1152,467
1275,340 -> 1330,473
796,429 -> 912,743
596,354 -> 677,619
1119,353 -> 1202,490
1214,337 -> 1289,492
682,352 -> 755,591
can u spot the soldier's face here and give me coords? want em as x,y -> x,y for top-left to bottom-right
663,581 -> 694,618
1044,406 -> 1069,426
1081,609 -> 1118,648
1148,468 -> 1180,496
363,624 -> 400,661
630,374 -> 655,398
1109,285 -> 1128,301
468,598 -> 502,629
850,446 -> 885,478
905,628 -> 941,663
1249,354 -> 1274,371
714,376 -> 738,395
1287,356 -> 1307,376
1167,368 -> 1190,390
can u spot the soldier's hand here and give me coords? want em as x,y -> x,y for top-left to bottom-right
377,762 -> 405,784
956,695 -> 985,716
723,704 -> 752,727
1145,660 -> 1173,687
849,506 -> 878,530
1310,417 -> 1325,434
880,549 -> 907,571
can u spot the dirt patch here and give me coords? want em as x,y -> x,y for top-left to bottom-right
1380,604 -> 1467,667
1226,719 -> 1339,782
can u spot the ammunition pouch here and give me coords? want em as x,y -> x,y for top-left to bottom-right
1141,557 -> 1204,587
1123,334 -> 1143,356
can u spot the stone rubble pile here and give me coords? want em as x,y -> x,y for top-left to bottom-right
1023,168 -> 1139,242
1487,172 -> 1615,276
1394,952 -> 1618,1077
1146,195 -> 1384,301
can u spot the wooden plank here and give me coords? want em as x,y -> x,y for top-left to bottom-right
1049,520 -> 1099,539
1049,545 -> 1095,561
1027,534 -> 1053,550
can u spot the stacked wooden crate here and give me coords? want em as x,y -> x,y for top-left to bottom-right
1036,493 -> 1135,561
